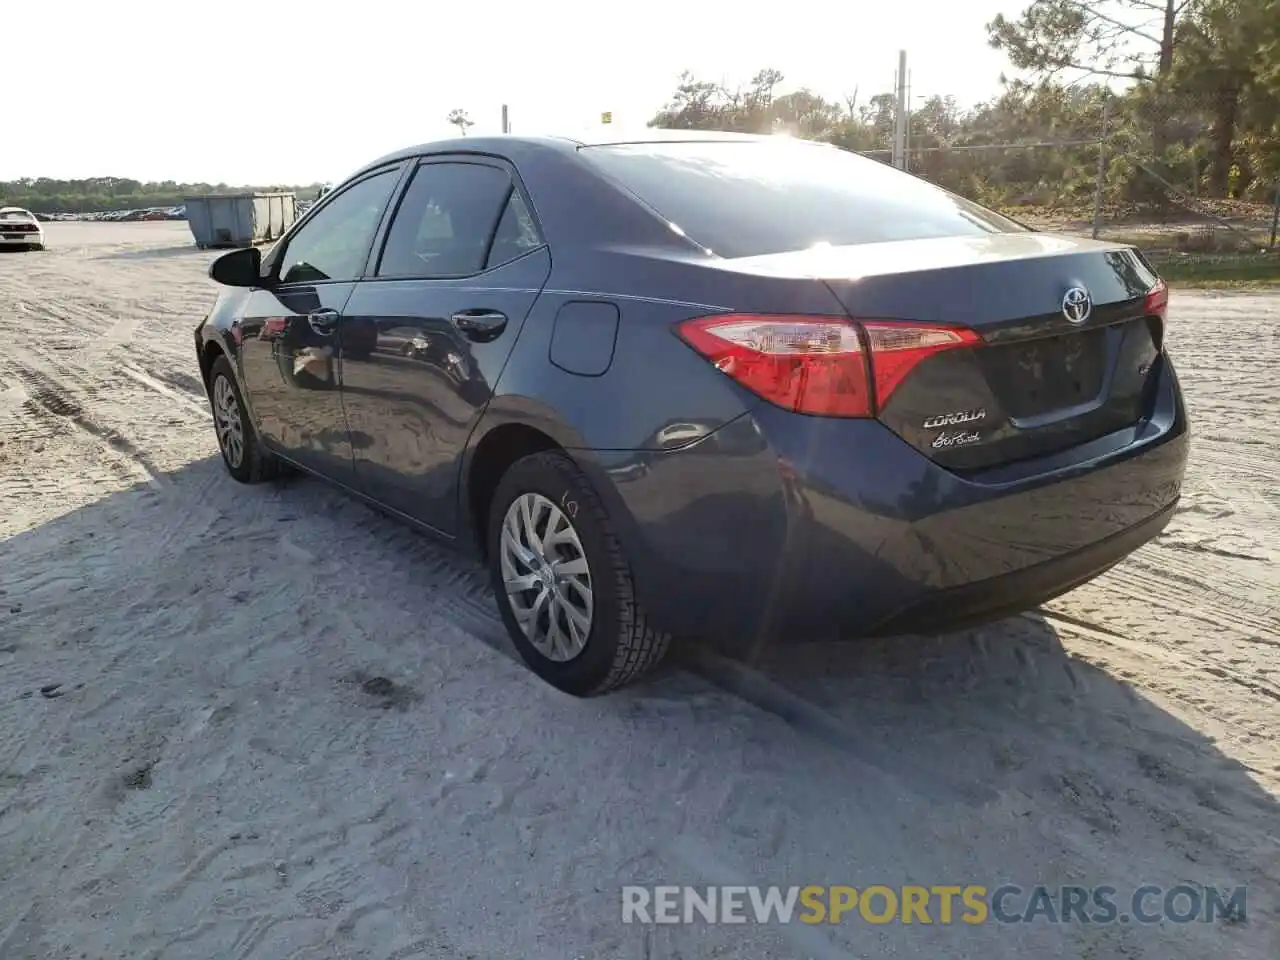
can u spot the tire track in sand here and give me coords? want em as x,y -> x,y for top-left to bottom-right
0,359 -> 166,490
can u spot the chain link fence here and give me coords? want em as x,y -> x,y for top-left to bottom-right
856,95 -> 1280,258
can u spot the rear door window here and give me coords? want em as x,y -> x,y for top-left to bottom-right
578,140 -> 1028,259
485,189 -> 542,269
376,162 -> 533,278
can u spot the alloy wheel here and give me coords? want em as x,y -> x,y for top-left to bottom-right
499,492 -> 594,662
212,375 -> 245,469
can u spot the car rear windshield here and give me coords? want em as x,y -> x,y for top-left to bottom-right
0,210 -> 32,220
578,140 -> 1028,259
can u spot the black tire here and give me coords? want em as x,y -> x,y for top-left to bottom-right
487,451 -> 671,696
207,355 -> 284,483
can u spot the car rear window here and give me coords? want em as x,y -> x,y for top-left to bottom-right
0,210 -> 32,220
578,140 -> 1028,259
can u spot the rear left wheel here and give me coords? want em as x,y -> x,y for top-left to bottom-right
487,451 -> 671,696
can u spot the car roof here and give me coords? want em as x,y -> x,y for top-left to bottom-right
350,128 -> 805,179
0,206 -> 33,213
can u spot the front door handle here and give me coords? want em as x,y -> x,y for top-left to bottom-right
450,309 -> 507,343
307,308 -> 340,336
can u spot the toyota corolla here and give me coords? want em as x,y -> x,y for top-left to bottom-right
194,131 -> 1188,696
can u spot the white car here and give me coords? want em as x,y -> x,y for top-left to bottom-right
0,207 -> 44,250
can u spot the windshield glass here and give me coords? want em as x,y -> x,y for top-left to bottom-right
579,140 -> 1027,259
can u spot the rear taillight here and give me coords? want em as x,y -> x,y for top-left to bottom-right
1143,278 -> 1168,321
675,314 -> 980,418
677,315 -> 870,417
861,323 -> 982,407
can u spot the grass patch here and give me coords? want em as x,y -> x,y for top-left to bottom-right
1149,252 -> 1280,288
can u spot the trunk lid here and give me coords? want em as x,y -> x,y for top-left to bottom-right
726,233 -> 1165,472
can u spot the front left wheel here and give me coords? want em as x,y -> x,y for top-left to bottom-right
487,451 -> 671,696
207,355 -> 284,483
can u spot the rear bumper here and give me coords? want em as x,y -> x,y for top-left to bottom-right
595,353 -> 1189,648
0,231 -> 42,246
869,498 -> 1176,636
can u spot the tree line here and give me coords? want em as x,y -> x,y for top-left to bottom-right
648,0 -> 1280,214
0,177 -> 326,215
5,0 -> 1277,217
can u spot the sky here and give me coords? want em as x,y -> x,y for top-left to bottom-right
4,0 -> 1021,185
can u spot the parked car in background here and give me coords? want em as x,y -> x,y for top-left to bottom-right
193,131 -> 1188,698
0,207 -> 45,250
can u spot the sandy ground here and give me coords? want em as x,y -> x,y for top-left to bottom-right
0,221 -> 1276,960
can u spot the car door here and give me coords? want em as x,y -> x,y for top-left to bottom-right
340,157 -> 551,534
237,165 -> 403,482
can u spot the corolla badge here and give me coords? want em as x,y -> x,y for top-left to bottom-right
922,408 -> 986,429
1062,286 -> 1092,324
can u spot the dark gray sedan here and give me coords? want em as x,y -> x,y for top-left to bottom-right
194,130 -> 1188,696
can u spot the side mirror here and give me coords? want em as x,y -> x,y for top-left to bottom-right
209,246 -> 264,287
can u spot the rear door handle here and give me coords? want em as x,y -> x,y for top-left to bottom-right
307,308 -> 340,336
450,309 -> 507,343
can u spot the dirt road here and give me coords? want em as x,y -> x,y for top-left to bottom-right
1,222 -> 1276,959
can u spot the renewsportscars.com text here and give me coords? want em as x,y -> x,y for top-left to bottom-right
621,884 -> 1247,925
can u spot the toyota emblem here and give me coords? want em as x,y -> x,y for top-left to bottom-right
1062,286 -> 1092,324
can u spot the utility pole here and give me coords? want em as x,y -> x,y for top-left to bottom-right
501,104 -> 510,134
892,50 -> 908,171
1092,96 -> 1110,240
1269,178 -> 1279,250
904,69 -> 913,173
